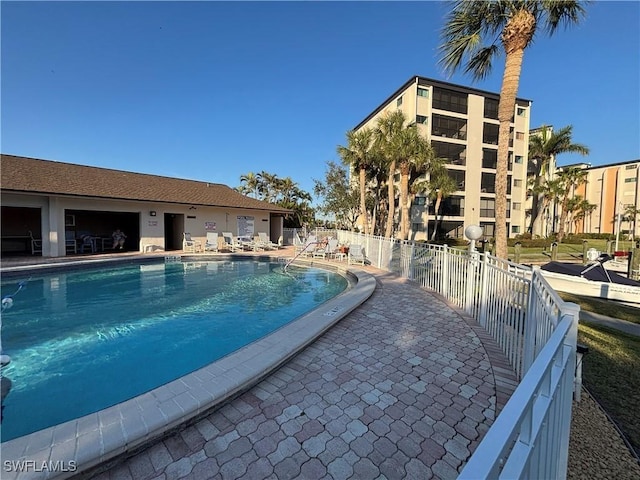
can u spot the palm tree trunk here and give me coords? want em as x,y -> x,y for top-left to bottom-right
359,167 -> 369,235
385,160 -> 396,238
400,168 -> 410,240
430,193 -> 443,241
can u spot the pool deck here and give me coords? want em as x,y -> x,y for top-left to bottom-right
1,250 -> 517,479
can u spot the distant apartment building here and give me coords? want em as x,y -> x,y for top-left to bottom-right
569,159 -> 640,238
353,76 -> 531,240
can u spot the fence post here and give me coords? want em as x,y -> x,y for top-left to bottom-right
441,245 -> 449,298
465,251 -> 479,314
582,240 -> 589,265
551,242 -> 558,261
478,253 -> 490,328
523,269 -> 540,374
514,242 -> 521,264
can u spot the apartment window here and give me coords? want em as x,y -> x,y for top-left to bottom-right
517,107 -> 526,117
432,141 -> 466,166
432,114 -> 467,140
625,164 -> 638,170
483,123 -> 499,145
439,196 -> 465,216
514,179 -> 523,188
481,173 -> 495,193
433,87 -> 468,114
482,148 -> 497,169
484,98 -> 499,120
447,169 -> 466,190
512,225 -> 521,234
417,87 -> 429,98
515,155 -> 523,164
394,173 -> 400,182
412,223 -> 424,231
625,177 -> 637,183
515,131 -> 525,141
416,115 -> 428,125
414,196 -> 427,206
480,198 -> 495,217
397,96 -> 403,107
513,202 -> 521,211
480,222 -> 495,238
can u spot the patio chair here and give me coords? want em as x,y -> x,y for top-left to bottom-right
257,232 -> 276,250
205,232 -> 219,252
348,244 -> 366,265
183,232 -> 202,253
65,230 -> 77,254
302,235 -> 318,257
221,232 -> 242,252
29,231 -> 42,255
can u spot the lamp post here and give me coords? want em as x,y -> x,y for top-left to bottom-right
464,224 -> 484,253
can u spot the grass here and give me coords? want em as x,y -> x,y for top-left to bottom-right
578,323 -> 640,456
558,292 -> 640,325
507,239 -> 636,264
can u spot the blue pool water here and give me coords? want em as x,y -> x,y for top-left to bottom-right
0,260 -> 348,441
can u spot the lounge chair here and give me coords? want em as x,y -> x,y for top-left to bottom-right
205,232 -> 219,252
302,235 -> 318,257
348,244 -> 366,265
257,232 -> 277,250
221,232 -> 243,252
183,232 -> 202,253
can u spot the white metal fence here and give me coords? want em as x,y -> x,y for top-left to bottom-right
303,228 -> 579,479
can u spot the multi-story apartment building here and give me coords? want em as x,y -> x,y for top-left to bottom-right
353,76 -> 531,240
570,159 -> 640,238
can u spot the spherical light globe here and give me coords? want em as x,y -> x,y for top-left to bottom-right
464,225 -> 483,241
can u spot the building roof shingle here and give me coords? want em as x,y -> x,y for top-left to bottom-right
1,154 -> 291,213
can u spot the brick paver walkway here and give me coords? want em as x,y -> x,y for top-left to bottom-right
93,269 -> 516,480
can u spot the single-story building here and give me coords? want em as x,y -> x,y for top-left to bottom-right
1,154 -> 291,257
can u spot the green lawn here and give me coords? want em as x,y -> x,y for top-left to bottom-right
507,239 -> 636,264
578,323 -> 640,456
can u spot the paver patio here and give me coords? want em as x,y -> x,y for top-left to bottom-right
90,267 -> 517,480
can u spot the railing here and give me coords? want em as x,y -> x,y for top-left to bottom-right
314,229 -> 578,479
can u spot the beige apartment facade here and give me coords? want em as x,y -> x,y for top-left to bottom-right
354,76 -> 531,240
572,160 -> 640,238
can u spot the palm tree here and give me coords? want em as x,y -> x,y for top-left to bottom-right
528,125 -> 589,236
427,164 -> 458,240
555,167 -> 588,242
239,172 -> 261,199
624,205 -> 640,240
374,110 -> 408,239
439,0 -> 588,258
337,128 -> 375,235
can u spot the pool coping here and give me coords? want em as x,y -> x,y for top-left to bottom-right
0,255 -> 376,479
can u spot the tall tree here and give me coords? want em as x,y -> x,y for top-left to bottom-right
313,161 -> 361,231
427,164 -> 458,240
528,125 -> 589,236
439,0 -> 588,258
555,167 -> 588,242
624,205 -> 640,240
238,172 -> 261,199
374,111 -> 408,239
337,128 -> 375,235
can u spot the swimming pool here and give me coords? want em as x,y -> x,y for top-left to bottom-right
0,259 -> 348,441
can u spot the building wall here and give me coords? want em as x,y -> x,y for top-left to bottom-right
1,192 -> 275,257
354,77 -> 531,240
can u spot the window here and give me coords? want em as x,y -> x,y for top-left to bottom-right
515,155 -> 523,164
447,169 -> 466,190
483,123 -> 499,145
432,141 -> 466,165
484,98 -> 499,120
480,198 -> 495,217
480,222 -> 495,238
513,202 -> 521,211
416,115 -> 428,125
513,179 -> 523,188
432,114 -> 467,140
517,107 -> 526,117
625,164 -> 638,170
625,177 -> 637,183
411,223 -> 424,231
433,87 -> 468,114
512,225 -> 521,234
397,96 -> 403,107
482,148 -> 497,169
413,196 -> 427,206
438,196 -> 465,216
481,173 -> 495,193
417,87 -> 429,98
515,131 -> 525,141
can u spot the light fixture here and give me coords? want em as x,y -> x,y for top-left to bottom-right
150,211 -> 156,217
464,225 -> 483,252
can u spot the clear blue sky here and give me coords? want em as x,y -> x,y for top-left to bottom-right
2,1 -> 639,202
